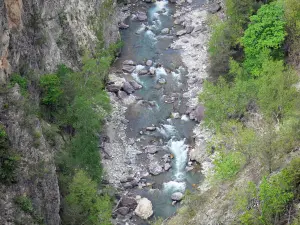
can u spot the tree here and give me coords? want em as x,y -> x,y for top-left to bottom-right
65,170 -> 112,225
40,74 -> 63,106
242,1 -> 286,76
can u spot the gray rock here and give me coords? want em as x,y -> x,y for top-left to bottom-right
174,18 -> 184,25
189,105 -> 204,122
149,161 -> 163,175
144,145 -> 163,154
146,60 -> 153,66
185,26 -> 194,34
119,22 -> 129,29
208,3 -> 221,14
171,192 -> 183,201
134,198 -> 153,219
149,67 -> 156,75
146,127 -> 156,131
161,28 -> 170,34
129,80 -> 143,90
168,0 -> 176,3
176,30 -> 187,36
193,25 -> 202,33
122,65 -> 136,73
164,163 -> 171,171
157,78 -> 166,85
137,12 -> 148,21
138,69 -> 149,75
162,154 -> 171,163
145,0 -> 153,2
107,83 -> 123,93
117,207 -> 130,216
124,182 -> 133,189
120,196 -> 138,210
123,60 -> 136,66
186,166 -> 194,172
182,39 -> 189,43
118,90 -> 128,99
122,81 -> 135,94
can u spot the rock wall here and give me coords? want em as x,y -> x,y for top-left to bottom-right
0,0 -> 120,224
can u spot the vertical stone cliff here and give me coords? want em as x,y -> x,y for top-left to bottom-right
0,0 -> 120,224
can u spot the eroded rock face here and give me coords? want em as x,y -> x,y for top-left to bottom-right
134,197 -> 153,219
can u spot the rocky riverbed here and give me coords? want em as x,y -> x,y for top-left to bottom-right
102,0 -> 219,224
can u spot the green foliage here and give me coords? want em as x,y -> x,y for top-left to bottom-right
0,124 -> 20,184
9,73 -> 28,96
208,17 -> 232,79
64,170 -> 112,225
199,77 -> 256,130
256,58 -> 299,121
15,195 -> 34,213
284,0 -> 300,66
213,151 -> 245,180
39,74 -> 63,106
242,1 -> 286,76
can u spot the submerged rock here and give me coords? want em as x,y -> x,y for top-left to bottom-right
134,197 -> 153,219
171,192 -> 184,201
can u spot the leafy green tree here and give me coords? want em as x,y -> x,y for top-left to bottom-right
242,1 -> 286,76
64,170 -> 112,225
256,58 -> 299,121
40,74 -> 63,106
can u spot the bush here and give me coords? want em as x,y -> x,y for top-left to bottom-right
39,74 -> 63,106
242,1 -> 286,76
10,73 -> 28,96
64,170 -> 112,225
15,195 -> 34,213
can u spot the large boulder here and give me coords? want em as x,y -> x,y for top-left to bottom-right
137,12 -> 148,21
122,81 -> 135,94
107,83 -> 123,93
146,60 -> 153,67
120,196 -> 138,210
123,60 -> 136,66
171,192 -> 183,201
149,161 -> 163,175
134,198 -> 153,219
117,207 -> 130,216
118,90 -> 128,99
122,65 -> 136,73
176,30 -> 187,36
189,105 -> 204,122
208,3 -> 221,14
129,80 -> 143,90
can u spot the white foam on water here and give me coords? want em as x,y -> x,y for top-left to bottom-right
163,181 -> 186,193
145,30 -> 157,42
131,65 -> 145,84
181,115 -> 190,121
167,138 -> 188,181
155,67 -> 167,80
136,23 -> 146,34
157,124 -> 177,138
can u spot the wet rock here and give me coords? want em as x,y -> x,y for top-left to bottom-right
157,78 -> 166,85
118,90 -> 128,99
119,22 -> 129,29
171,112 -> 180,119
185,26 -> 194,34
137,12 -> 148,21
146,60 -> 153,66
138,69 -> 149,75
134,197 -> 153,219
149,67 -> 156,75
122,65 -> 136,73
123,60 -> 136,66
122,81 -> 135,94
208,3 -> 221,14
176,29 -> 187,36
168,0 -> 176,3
146,127 -> 156,131
129,80 -> 143,90
148,101 -> 156,107
145,0 -> 153,3
161,28 -> 170,34
117,207 -> 130,216
149,161 -> 163,175
186,166 -> 194,172
171,192 -> 183,201
120,196 -> 138,210
164,163 -> 171,171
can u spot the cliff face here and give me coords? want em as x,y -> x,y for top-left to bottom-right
0,0 -> 120,224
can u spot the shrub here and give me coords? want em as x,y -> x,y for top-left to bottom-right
242,1 -> 286,76
10,73 -> 28,96
15,195 -> 34,213
39,74 -> 63,106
